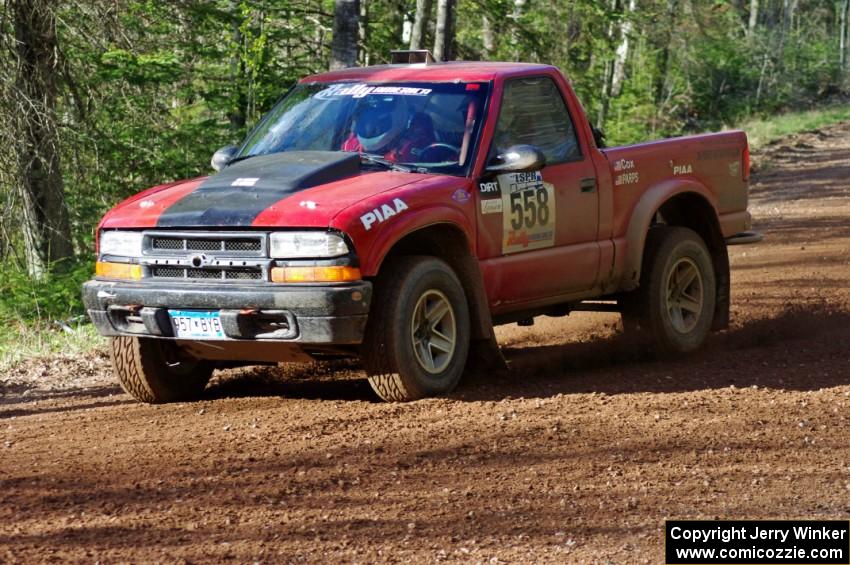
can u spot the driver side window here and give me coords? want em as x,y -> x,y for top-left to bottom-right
490,76 -> 581,164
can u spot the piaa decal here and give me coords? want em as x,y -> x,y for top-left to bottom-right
360,198 -> 409,230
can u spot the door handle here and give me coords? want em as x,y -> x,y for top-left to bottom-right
580,177 -> 597,193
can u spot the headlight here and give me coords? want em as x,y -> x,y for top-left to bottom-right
269,232 -> 349,258
100,231 -> 143,257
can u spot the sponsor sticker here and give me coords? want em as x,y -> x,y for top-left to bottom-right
360,198 -> 409,231
316,83 -> 432,100
615,172 -> 640,186
481,199 -> 503,215
231,177 -> 259,187
728,161 -> 740,177
478,181 -> 500,195
673,164 -> 694,175
497,171 -> 556,254
452,189 -> 470,203
613,158 -> 635,172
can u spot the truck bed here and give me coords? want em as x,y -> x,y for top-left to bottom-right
602,131 -> 751,241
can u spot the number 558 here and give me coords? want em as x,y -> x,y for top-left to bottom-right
509,188 -> 550,230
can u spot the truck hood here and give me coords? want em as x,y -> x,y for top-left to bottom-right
100,151 -> 431,230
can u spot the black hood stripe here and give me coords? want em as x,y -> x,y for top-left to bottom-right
156,151 -> 361,228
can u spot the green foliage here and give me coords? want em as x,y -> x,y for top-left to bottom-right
740,103 -> 850,149
0,260 -> 94,325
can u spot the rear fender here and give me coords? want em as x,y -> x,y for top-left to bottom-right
621,178 -> 718,291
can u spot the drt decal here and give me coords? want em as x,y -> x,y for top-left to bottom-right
360,198 -> 409,230
498,171 -> 556,254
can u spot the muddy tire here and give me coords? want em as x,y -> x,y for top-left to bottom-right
363,256 -> 470,402
621,226 -> 716,355
110,336 -> 213,403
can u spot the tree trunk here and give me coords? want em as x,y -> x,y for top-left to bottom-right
359,0 -> 370,66
433,0 -> 454,61
227,1 -> 246,131
11,0 -> 73,278
482,14 -> 495,60
610,0 -> 636,98
653,0 -> 678,133
330,0 -> 359,70
512,0 -> 526,61
747,0 -> 759,36
782,0 -> 797,33
841,0 -> 850,70
409,0 -> 432,50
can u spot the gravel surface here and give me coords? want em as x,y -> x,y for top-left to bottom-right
2,122 -> 850,563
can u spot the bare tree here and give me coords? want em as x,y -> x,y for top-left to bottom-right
610,0 -> 636,98
433,0 -> 454,61
330,0 -> 359,70
840,0 -> 850,70
3,0 -> 73,277
747,0 -> 759,36
409,0 -> 432,50
482,14 -> 495,59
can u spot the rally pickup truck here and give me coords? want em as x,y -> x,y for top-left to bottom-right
83,57 -> 757,403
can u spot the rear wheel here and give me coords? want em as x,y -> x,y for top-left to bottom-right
110,336 -> 212,403
621,226 -> 716,354
363,256 -> 470,401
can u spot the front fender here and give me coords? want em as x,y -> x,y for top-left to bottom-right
361,205 -> 473,276
621,178 -> 718,290
330,179 -> 476,277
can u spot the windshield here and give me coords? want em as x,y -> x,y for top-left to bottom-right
237,81 -> 490,176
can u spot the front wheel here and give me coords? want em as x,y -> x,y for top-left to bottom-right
362,256 -> 470,401
110,336 -> 213,403
621,226 -> 716,355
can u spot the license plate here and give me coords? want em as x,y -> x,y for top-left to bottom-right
169,310 -> 225,339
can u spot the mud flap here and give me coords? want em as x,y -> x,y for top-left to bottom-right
465,333 -> 509,375
711,243 -> 731,331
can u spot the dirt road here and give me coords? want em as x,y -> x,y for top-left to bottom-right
2,122 -> 850,563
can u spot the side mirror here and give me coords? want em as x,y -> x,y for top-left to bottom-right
211,145 -> 238,172
485,145 -> 546,174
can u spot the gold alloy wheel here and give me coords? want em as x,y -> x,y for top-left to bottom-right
410,289 -> 457,374
665,257 -> 704,333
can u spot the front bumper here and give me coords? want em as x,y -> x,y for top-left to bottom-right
82,279 -> 371,344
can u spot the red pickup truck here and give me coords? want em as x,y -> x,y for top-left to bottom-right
83,59 -> 756,403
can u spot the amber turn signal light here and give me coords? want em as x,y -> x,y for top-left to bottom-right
270,266 -> 361,283
95,261 -> 143,281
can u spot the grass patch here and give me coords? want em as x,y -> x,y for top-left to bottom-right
735,103 -> 850,150
0,322 -> 105,373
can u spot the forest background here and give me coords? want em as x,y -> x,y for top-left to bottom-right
0,0 -> 848,361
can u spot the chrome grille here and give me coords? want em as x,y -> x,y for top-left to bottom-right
151,266 -> 182,278
187,239 -> 222,252
152,238 -> 183,250
225,270 -> 261,280
145,232 -> 265,257
225,239 -> 262,252
143,231 -> 269,282
187,268 -> 221,279
151,267 -> 263,280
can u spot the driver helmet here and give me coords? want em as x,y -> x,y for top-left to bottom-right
353,96 -> 407,152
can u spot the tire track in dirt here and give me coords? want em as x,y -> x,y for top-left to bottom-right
2,122 -> 850,563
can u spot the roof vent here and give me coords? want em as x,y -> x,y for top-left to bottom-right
390,50 -> 435,64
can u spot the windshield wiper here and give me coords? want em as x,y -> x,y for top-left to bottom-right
226,154 -> 256,166
359,153 -> 411,173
